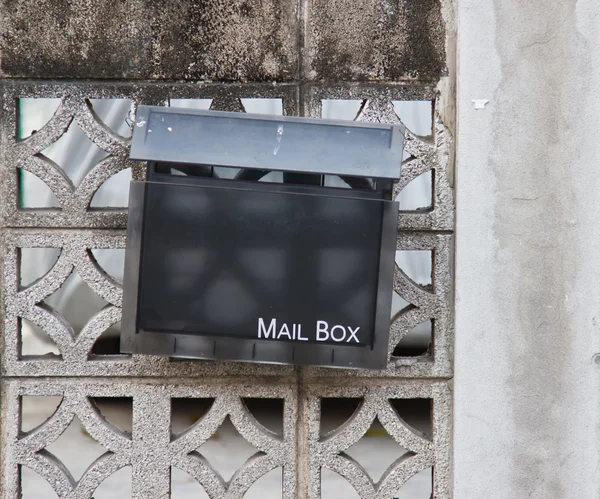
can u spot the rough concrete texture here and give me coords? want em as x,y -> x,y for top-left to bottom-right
0,0 -> 298,81
0,0 -> 448,82
0,81 -> 454,381
1,224 -> 453,378
0,378 -> 451,498
306,0 -> 446,81
1,379 -> 299,498
0,67 -> 454,499
304,381 -> 451,499
0,82 -> 298,229
455,0 -> 600,497
306,84 -> 454,231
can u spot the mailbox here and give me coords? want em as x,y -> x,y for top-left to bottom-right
121,106 -> 405,369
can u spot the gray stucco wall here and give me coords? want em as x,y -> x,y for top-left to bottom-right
455,0 -> 600,496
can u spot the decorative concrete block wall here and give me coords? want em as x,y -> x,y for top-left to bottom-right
0,1 -> 455,496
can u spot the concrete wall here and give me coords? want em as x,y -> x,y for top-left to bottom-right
0,1 -> 455,497
455,0 -> 600,496
0,0 -> 446,82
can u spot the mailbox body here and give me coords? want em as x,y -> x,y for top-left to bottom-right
121,107 -> 404,369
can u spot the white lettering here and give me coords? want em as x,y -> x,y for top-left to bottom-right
258,318 -> 276,339
277,323 -> 292,340
346,326 -> 360,343
330,325 -> 346,342
316,321 -> 329,341
297,324 -> 309,341
260,319 -> 360,343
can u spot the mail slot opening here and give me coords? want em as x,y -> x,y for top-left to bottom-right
150,161 -> 387,192
121,106 -> 405,369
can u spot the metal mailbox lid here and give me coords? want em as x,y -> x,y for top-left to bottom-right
130,106 -> 405,180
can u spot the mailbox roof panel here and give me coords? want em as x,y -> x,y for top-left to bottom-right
131,106 -> 405,179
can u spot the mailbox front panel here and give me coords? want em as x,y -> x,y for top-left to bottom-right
122,180 -> 398,369
138,181 -> 382,346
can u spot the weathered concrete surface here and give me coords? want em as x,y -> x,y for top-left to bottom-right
0,0 -> 448,82
454,0 -> 600,497
306,0 -> 446,81
0,0 -> 298,80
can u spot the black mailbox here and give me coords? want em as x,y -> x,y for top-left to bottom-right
121,106 -> 405,369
